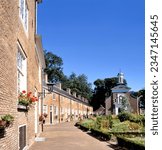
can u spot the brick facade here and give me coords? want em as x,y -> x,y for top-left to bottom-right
105,93 -> 137,115
43,84 -> 93,125
0,0 -> 44,149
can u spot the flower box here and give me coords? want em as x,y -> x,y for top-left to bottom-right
18,90 -> 38,111
17,104 -> 28,111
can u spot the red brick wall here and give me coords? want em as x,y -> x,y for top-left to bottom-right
0,0 -> 19,149
0,0 -> 42,149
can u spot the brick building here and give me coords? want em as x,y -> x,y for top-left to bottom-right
0,0 -> 44,150
43,83 -> 93,125
105,72 -> 138,115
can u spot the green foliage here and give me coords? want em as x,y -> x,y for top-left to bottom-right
138,89 -> 145,108
111,121 -> 142,132
117,136 -> 145,150
44,50 -> 93,99
62,73 -> 93,99
94,115 -> 113,130
118,112 -> 131,122
44,50 -> 64,83
108,115 -> 113,128
79,119 -> 95,129
91,77 -> 127,110
130,89 -> 145,108
118,112 -> 145,126
129,114 -> 145,126
95,116 -> 102,129
1,114 -> 14,123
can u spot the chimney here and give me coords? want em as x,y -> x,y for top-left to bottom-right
66,88 -> 71,95
45,73 -> 48,83
72,92 -> 76,97
78,95 -> 81,99
82,97 -> 85,101
56,82 -> 61,90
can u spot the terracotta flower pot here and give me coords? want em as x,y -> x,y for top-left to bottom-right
0,120 -> 6,128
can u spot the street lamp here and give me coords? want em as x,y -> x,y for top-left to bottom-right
46,83 -> 55,93
137,95 -> 143,115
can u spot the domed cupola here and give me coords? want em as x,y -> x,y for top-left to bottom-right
117,72 -> 124,84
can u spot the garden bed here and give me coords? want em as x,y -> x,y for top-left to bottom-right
117,136 -> 145,150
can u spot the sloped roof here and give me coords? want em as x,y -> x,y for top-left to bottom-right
111,84 -> 131,93
94,105 -> 105,115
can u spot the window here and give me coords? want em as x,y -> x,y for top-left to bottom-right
52,93 -> 56,100
54,106 -> 58,115
43,105 -> 48,114
19,0 -> 28,31
50,106 -> 53,112
17,43 -> 27,93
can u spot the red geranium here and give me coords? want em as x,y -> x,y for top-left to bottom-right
18,90 -> 38,107
22,90 -> 26,93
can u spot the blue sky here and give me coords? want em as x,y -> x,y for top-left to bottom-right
38,0 -> 145,91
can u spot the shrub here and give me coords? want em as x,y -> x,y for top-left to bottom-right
108,115 -> 113,128
111,121 -> 142,132
118,112 -> 145,126
129,114 -> 145,126
79,119 -> 95,129
117,136 -> 145,150
94,116 -> 102,129
118,112 -> 131,122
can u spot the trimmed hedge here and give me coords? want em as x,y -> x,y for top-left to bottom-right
75,122 -> 111,140
117,136 -> 145,150
91,128 -> 112,141
75,122 -> 90,131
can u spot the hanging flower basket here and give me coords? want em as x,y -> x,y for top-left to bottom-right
39,115 -> 45,124
0,120 -> 6,127
0,127 -> 5,138
39,115 -> 44,122
1,114 -> 14,127
43,113 -> 48,118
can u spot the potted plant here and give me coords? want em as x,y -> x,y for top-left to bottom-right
0,121 -> 5,138
43,113 -> 48,118
1,114 -> 14,127
0,120 -> 6,129
39,114 -> 45,124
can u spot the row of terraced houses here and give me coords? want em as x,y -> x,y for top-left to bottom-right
0,1 -> 93,150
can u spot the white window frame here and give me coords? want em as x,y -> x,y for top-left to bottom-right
43,105 -> 48,114
17,42 -> 27,94
19,0 -> 29,33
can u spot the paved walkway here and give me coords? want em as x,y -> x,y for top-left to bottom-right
30,122 -> 125,150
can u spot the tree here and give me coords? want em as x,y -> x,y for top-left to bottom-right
44,50 -> 65,83
63,73 -> 93,99
138,88 -> 145,109
44,50 -> 92,100
91,77 -> 127,110
130,89 -> 145,109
